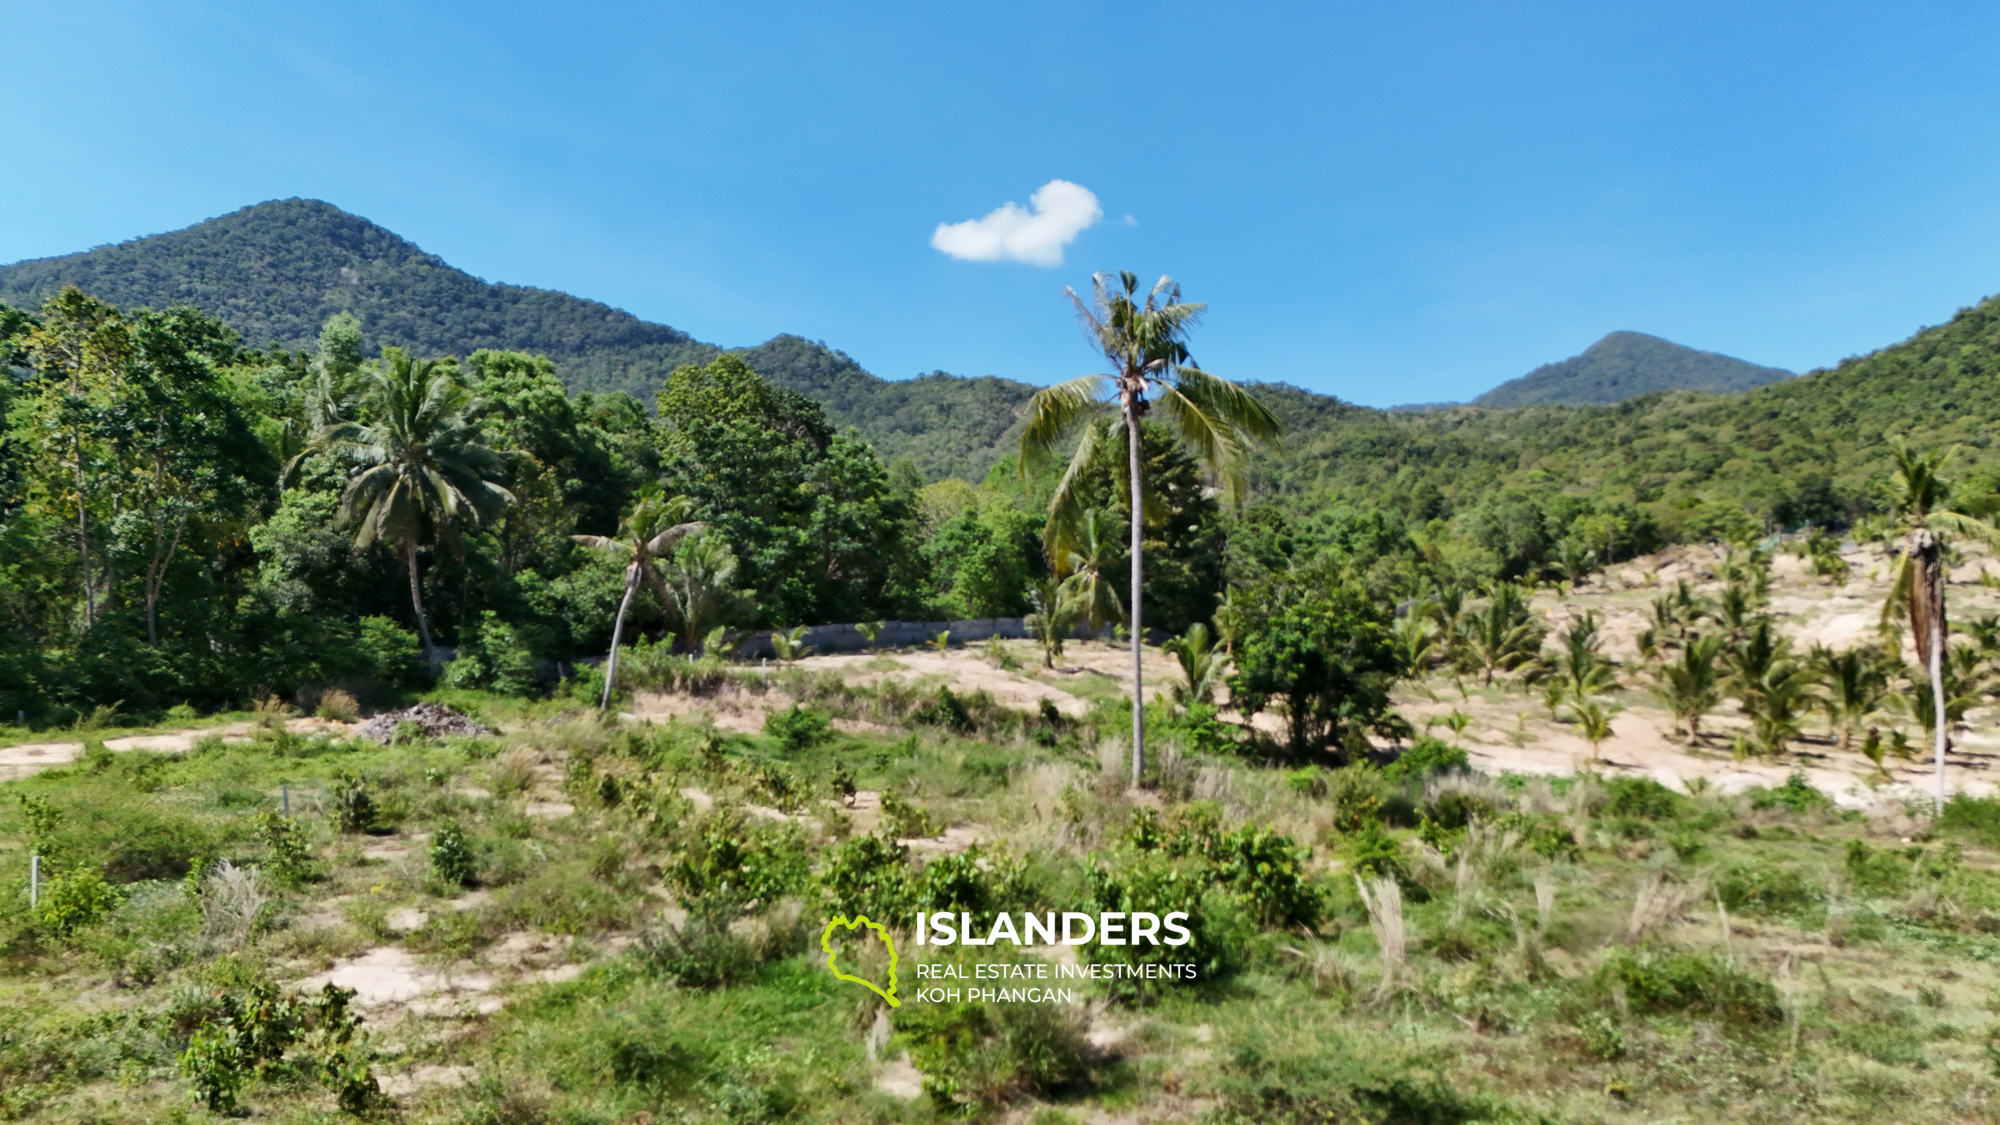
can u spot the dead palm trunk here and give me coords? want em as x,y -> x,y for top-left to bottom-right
602,563 -> 642,710
1907,528 -> 1948,804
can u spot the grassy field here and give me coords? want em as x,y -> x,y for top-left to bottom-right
8,628 -> 2000,1124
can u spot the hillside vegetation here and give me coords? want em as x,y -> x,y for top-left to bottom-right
0,201 -> 1035,480
1472,330 -> 1792,408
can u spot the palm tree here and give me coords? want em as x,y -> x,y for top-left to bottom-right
1055,506 -> 1126,635
1462,583 -> 1543,687
1649,634 -> 1723,742
1879,438 -> 2000,802
1020,271 -> 1280,784
324,349 -> 513,665
1726,620 -> 1819,757
572,489 -> 707,709
1164,622 -> 1226,711
1809,645 -> 1888,755
1547,611 -> 1618,701
1024,577 -> 1082,669
1569,700 -> 1621,761
1390,614 -> 1439,682
664,534 -> 740,657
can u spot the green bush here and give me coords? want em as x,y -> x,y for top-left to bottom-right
892,996 -> 1089,1113
916,848 -> 992,915
1381,736 -> 1468,782
818,832 -> 913,921
1212,826 -> 1322,928
1214,1033 -> 1499,1125
1325,763 -> 1385,832
763,705 -> 832,753
355,615 -> 423,690
1941,795 -> 2000,848
1603,776 -> 1684,819
1592,947 -> 1783,1025
664,814 -> 809,903
1081,858 -> 1251,1001
430,822 -> 476,888
1717,862 -> 1822,917
911,686 -> 975,734
639,894 -> 757,989
1748,772 -> 1831,813
257,812 -> 317,886
174,981 -> 376,1114
39,866 -> 125,936
880,790 -> 937,839
329,775 -> 377,834
441,611 -> 541,696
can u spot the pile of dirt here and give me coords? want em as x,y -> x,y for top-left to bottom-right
353,702 -> 493,745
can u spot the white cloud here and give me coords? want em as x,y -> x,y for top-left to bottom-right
1123,214 -> 1138,226
930,180 -> 1102,266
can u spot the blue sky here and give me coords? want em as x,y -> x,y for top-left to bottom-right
4,1 -> 1999,406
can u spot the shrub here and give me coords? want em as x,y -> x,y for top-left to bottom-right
1325,763 -> 1384,832
916,849 -> 992,915
764,705 -> 832,753
1716,862 -> 1821,917
1381,737 -> 1468,782
639,893 -> 757,989
1603,776 -> 1685,819
355,615 -> 423,689
1214,1033 -> 1499,1125
1592,947 -> 1783,1025
664,814 -> 808,904
175,981 -> 376,1114
315,689 -> 360,722
880,790 -> 937,839
257,812 -> 317,886
328,775 -> 377,834
39,866 -> 124,936
818,833 -> 914,921
1941,795 -> 2000,848
1285,766 -> 1329,800
892,996 -> 1090,1113
1212,827 -> 1322,928
1748,772 -> 1831,813
430,823 -> 477,888
911,686 -> 975,734
1081,858 -> 1250,1001
441,611 -> 541,697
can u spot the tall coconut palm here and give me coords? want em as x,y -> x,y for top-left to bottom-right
573,489 -> 707,709
1020,271 -> 1280,784
323,349 -> 513,665
664,534 -> 740,656
1878,438 -> 2000,801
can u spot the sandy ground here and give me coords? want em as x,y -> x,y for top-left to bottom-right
0,717 -> 356,780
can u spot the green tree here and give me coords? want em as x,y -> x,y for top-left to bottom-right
572,488 -> 707,708
321,349 -> 514,663
1459,583 -> 1544,687
1164,622 -> 1225,711
1878,438 -> 2000,801
1055,507 -> 1126,634
1020,271 -> 1279,784
1228,578 -> 1400,759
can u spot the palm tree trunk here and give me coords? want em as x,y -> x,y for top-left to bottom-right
1126,405 -> 1145,787
1931,620 -> 1947,806
404,542 -> 437,668
603,564 -> 641,710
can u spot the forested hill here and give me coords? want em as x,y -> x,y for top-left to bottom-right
1470,330 -> 1792,408
0,199 -> 1035,479
1261,293 -> 2000,572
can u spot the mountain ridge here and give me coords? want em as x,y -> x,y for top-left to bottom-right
1470,330 -> 1792,408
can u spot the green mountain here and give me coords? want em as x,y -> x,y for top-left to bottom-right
0,199 -> 1033,480
1470,330 -> 1791,408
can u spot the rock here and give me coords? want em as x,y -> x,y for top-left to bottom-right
353,703 -> 493,745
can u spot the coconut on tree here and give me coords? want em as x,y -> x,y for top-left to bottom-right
572,487 -> 708,709
322,349 -> 514,667
1877,438 -> 2000,802
1020,271 -> 1280,785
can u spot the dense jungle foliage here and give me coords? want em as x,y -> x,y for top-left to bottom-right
4,262 -> 2000,730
